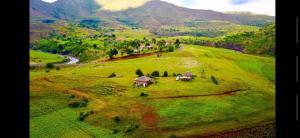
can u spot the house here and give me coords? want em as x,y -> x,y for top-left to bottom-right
176,72 -> 193,81
135,76 -> 153,87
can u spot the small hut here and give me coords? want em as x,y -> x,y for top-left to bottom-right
134,76 -> 153,87
176,72 -> 193,81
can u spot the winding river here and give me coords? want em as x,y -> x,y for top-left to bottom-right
65,56 -> 79,64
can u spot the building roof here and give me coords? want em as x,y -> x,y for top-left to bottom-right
184,72 -> 192,77
135,76 -> 152,82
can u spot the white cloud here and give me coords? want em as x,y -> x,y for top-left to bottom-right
161,0 -> 275,16
41,0 -> 57,3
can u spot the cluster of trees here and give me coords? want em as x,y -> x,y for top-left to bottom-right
180,23 -> 275,56
135,69 -> 169,78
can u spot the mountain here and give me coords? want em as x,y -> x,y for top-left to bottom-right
30,0 -> 274,28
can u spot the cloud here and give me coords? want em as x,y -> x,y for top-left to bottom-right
161,0 -> 275,16
41,0 -> 57,3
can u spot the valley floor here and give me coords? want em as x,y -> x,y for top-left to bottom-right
30,45 -> 275,138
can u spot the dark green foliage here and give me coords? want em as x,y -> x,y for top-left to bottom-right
211,76 -> 219,85
70,95 -> 75,98
140,92 -> 149,97
125,125 -> 139,133
114,116 -> 121,123
151,71 -> 160,77
46,70 -> 50,73
174,39 -> 180,48
135,69 -> 144,77
163,71 -> 168,77
56,67 -> 60,70
79,19 -> 100,29
112,129 -> 119,134
46,63 -> 54,69
69,98 -> 88,108
108,72 -> 117,78
78,111 -> 90,121
172,73 -> 177,76
107,48 -> 118,59
169,134 -> 177,138
168,45 -> 175,52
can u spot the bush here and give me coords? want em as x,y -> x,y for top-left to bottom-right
69,98 -> 88,108
151,71 -> 160,77
211,76 -> 219,85
125,125 -> 139,133
168,46 -> 174,52
56,67 -> 60,70
46,70 -> 50,73
169,134 -> 177,138
140,92 -> 148,97
114,116 -> 121,123
163,71 -> 168,77
46,63 -> 54,69
172,73 -> 177,76
112,129 -> 119,134
135,69 -> 144,77
108,72 -> 117,78
78,111 -> 90,121
70,94 -> 75,98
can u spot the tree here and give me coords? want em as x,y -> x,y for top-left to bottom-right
46,63 -> 54,69
167,46 -> 174,52
151,38 -> 156,44
157,40 -> 166,52
163,71 -> 168,77
135,69 -> 144,77
175,39 -> 181,48
107,48 -> 118,59
151,71 -> 160,77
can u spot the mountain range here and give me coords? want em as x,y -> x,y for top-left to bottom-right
30,0 -> 275,28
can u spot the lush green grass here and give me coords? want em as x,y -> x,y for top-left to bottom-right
30,45 -> 275,137
30,50 -> 67,64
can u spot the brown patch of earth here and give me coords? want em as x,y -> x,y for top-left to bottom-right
150,89 -> 248,100
103,52 -> 162,62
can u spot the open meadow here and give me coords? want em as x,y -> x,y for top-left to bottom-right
30,45 -> 275,138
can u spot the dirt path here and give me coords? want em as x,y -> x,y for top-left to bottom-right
150,89 -> 248,100
103,52 -> 162,62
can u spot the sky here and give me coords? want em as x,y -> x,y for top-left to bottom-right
41,0 -> 275,16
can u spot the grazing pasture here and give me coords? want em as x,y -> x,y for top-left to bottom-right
30,45 -> 275,137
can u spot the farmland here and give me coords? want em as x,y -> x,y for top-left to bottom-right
30,50 -> 67,64
30,45 -> 275,137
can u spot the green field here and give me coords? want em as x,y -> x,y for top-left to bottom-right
30,50 -> 67,64
30,45 -> 275,137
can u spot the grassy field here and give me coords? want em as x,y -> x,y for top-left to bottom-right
30,50 -> 67,64
30,45 -> 275,137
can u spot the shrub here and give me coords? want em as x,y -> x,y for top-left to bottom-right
172,73 -> 177,76
140,92 -> 148,97
125,125 -> 139,133
168,46 -> 174,52
69,98 -> 88,108
70,94 -> 75,98
135,69 -> 144,77
169,134 -> 177,138
56,67 -> 60,70
211,76 -> 219,85
46,63 -> 54,69
46,70 -> 50,73
114,116 -> 121,123
108,72 -> 117,78
78,111 -> 90,121
112,129 -> 119,134
163,71 -> 168,77
151,71 -> 160,77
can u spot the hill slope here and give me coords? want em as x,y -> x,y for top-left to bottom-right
30,0 -> 274,28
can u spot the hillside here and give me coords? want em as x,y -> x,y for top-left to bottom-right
30,0 -> 274,28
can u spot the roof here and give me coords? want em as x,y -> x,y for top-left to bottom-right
135,76 -> 152,82
184,72 -> 192,77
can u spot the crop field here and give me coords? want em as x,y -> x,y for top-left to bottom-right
30,45 -> 275,137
